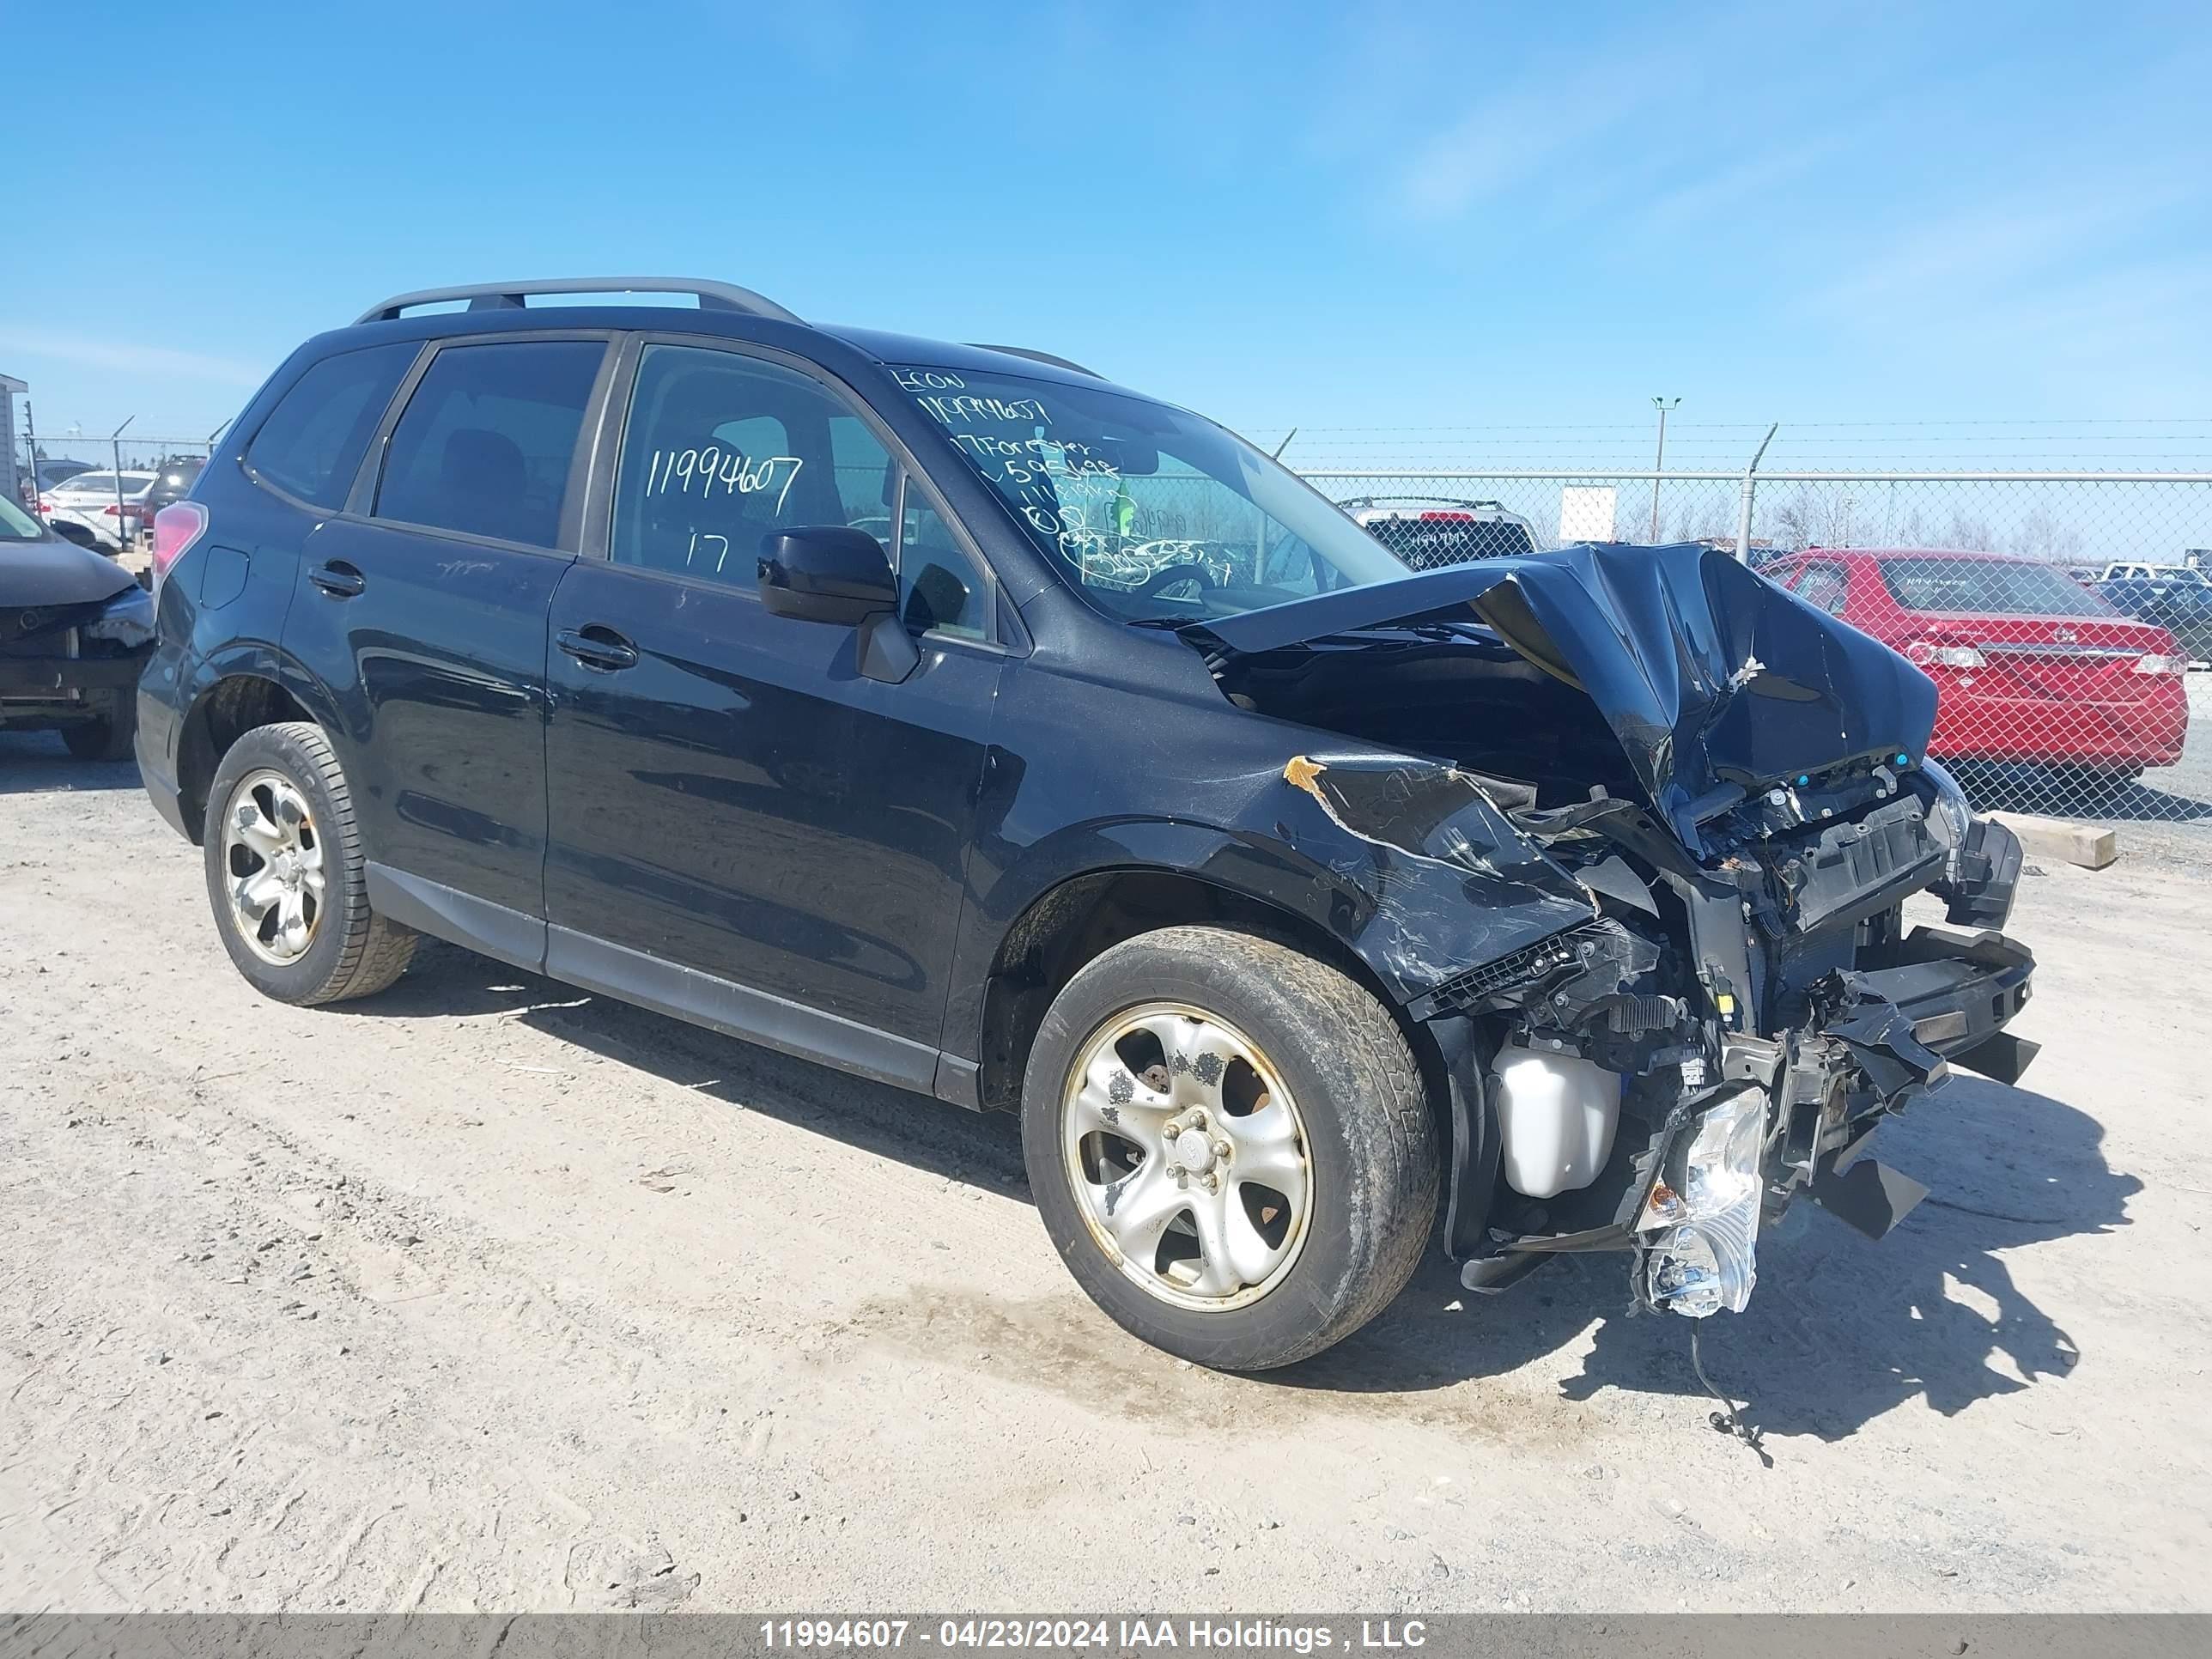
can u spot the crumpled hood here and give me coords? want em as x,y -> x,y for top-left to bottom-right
1,535 -> 139,609
1187,542 -> 1938,849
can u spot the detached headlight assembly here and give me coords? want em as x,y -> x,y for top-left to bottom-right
1639,1087 -> 1767,1318
1920,757 -> 1973,854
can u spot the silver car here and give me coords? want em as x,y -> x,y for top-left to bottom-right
40,469 -> 157,551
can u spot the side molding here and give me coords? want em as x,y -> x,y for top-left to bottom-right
364,866 -> 980,1105
365,862 -> 548,972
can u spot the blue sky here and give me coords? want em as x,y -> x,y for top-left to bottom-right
7,0 -> 2211,449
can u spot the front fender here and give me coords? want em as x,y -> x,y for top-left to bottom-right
947,750 -> 1600,1073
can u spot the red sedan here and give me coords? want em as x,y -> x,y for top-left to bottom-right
1763,547 -> 2191,775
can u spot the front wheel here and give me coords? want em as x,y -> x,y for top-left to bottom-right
62,696 -> 136,762
1021,926 -> 1437,1370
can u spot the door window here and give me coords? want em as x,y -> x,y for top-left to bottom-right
611,343 -> 992,638
373,340 -> 605,548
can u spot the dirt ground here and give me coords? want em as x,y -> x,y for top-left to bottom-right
3,731 -> 2209,1614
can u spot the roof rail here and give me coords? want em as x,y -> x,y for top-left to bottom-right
355,277 -> 803,327
966,343 -> 1103,379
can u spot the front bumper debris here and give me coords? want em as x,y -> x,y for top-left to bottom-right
1637,924 -> 2036,1316
1455,923 -> 2037,1317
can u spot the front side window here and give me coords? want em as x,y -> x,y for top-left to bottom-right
610,344 -> 991,638
247,342 -> 418,509
890,363 -> 1407,625
374,340 -> 605,547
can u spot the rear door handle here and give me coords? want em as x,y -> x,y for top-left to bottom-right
309,560 -> 365,599
556,625 -> 639,672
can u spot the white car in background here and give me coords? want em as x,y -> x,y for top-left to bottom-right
39,471 -> 157,552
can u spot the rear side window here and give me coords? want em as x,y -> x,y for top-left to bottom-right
246,342 -> 418,509
373,340 -> 605,548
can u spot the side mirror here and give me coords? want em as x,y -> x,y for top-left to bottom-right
757,525 -> 920,684
758,526 -> 897,624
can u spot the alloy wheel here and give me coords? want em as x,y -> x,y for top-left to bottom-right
1060,1002 -> 1314,1311
221,769 -> 325,965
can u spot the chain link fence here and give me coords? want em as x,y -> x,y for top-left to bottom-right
16,430 -> 222,493
1287,459 -> 2212,844
13,406 -> 2211,845
14,428 -> 222,562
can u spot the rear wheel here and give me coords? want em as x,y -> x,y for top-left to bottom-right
201,721 -> 416,1005
1021,926 -> 1437,1370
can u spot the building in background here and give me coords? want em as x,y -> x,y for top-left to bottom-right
1,374 -> 24,505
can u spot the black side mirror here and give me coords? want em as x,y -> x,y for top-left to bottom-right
758,526 -> 897,623
757,525 -> 920,684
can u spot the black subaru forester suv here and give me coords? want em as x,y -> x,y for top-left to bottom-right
140,278 -> 2037,1370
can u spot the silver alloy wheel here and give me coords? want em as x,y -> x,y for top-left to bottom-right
221,769 -> 325,966
1061,1001 -> 1314,1312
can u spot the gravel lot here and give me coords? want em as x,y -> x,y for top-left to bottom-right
3,732 -> 2209,1613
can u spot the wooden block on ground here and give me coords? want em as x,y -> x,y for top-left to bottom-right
1987,811 -> 2119,871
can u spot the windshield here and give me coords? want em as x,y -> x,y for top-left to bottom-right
894,364 -> 1407,623
1,495 -> 47,539
1879,556 -> 2118,618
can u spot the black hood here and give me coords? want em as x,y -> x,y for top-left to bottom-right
1,534 -> 139,609
1187,543 -> 1939,848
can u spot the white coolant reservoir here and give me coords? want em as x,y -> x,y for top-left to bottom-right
1492,1044 -> 1624,1199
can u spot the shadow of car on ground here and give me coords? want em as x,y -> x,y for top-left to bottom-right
0,731 -> 143,793
351,943 -> 2133,1439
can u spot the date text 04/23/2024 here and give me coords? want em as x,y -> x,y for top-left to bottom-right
758,1620 -> 1431,1651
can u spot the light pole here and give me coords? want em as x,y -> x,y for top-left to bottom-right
1649,397 -> 1680,543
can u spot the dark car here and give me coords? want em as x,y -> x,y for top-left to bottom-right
144,456 -> 207,514
1,493 -> 156,757
137,277 -> 2036,1371
2091,568 -> 2212,665
20,459 -> 97,507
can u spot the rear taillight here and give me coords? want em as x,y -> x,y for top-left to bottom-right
2132,653 -> 2188,677
1904,641 -> 1987,670
36,499 -> 52,515
152,501 -> 210,586
1419,510 -> 1477,521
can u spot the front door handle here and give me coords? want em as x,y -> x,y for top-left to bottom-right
309,560 -> 365,599
556,625 -> 640,672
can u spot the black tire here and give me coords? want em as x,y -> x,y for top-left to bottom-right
201,720 -> 417,1005
1021,925 -> 1437,1371
63,697 -> 137,762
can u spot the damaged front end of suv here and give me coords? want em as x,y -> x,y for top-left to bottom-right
1188,541 -> 2035,1321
